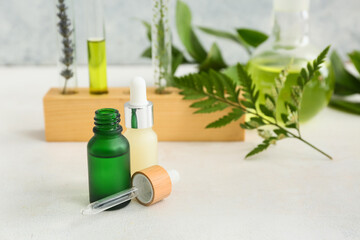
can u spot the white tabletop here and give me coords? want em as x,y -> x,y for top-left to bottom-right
1,66 -> 360,240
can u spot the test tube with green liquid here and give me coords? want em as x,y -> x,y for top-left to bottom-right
87,0 -> 108,94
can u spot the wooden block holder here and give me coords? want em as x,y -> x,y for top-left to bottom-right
43,87 -> 245,142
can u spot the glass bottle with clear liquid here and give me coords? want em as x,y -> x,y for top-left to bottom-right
247,0 -> 334,122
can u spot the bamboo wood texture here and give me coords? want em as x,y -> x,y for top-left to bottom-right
132,165 -> 172,206
43,87 -> 245,142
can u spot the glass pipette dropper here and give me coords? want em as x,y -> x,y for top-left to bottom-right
82,167 -> 179,215
82,187 -> 138,215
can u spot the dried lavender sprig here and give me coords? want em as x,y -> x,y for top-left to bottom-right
56,0 -> 75,94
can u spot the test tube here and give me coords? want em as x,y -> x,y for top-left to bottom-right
87,0 -> 108,94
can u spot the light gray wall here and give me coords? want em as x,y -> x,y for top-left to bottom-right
0,0 -> 359,66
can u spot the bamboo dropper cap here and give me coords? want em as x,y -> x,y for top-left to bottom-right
131,165 -> 180,206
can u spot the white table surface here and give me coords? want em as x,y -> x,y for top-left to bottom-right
1,66 -> 360,240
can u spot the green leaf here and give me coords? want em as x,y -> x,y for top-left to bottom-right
223,76 -> 240,103
241,100 -> 255,109
280,113 -> 288,124
245,140 -> 271,158
300,68 -> 308,83
194,102 -> 228,114
250,117 -> 265,126
329,97 -> 360,115
331,51 -> 360,95
141,47 -> 152,58
223,64 -> 241,85
190,98 -> 217,108
182,94 -> 206,100
176,0 -> 207,63
274,128 -> 288,137
349,51 -> 360,74
264,94 -> 275,106
236,63 -> 257,109
298,45 -> 329,89
285,102 -> 297,113
198,26 -> 241,44
285,123 -> 297,129
236,28 -> 268,48
199,43 -> 227,72
198,72 -> 212,93
180,89 -> 206,100
211,70 -> 225,98
140,20 -> 152,41
240,122 -> 257,130
259,104 -> 274,118
206,108 -> 244,128
172,50 -> 185,75
314,46 -> 330,70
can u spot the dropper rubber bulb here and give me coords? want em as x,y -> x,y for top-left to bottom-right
130,77 -> 148,107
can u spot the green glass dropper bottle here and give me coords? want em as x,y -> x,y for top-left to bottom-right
87,108 -> 131,210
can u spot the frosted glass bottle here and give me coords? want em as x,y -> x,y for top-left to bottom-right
247,0 -> 334,122
124,128 -> 158,175
124,77 -> 158,175
87,108 -> 131,210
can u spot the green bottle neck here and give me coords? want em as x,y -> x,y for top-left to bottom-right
93,108 -> 123,136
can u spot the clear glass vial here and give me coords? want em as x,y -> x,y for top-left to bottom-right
87,108 -> 131,210
55,0 -> 77,94
247,0 -> 334,122
152,0 -> 172,93
87,0 -> 108,94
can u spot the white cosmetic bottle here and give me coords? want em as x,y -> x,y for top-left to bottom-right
124,77 -> 158,175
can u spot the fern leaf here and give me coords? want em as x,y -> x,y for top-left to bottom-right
190,98 -> 216,108
206,108 -> 244,128
194,102 -> 228,114
211,71 -> 225,98
245,140 -> 271,158
259,104 -> 274,118
236,63 -> 257,108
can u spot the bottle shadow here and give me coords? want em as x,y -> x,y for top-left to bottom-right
19,129 -> 46,142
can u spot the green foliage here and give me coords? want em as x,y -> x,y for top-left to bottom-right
349,51 -> 360,73
199,43 -> 227,72
198,26 -> 268,55
197,26 -> 241,45
236,28 -> 268,48
140,20 -> 152,41
330,51 -> 360,96
245,138 -> 275,158
330,98 -> 360,115
175,0 -> 207,63
140,0 -> 267,77
154,0 -> 172,91
236,63 -> 259,111
297,46 -> 330,89
329,50 -> 360,115
175,47 -> 332,160
206,108 -> 244,128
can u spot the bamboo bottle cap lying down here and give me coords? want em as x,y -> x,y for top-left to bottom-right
132,165 -> 180,206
